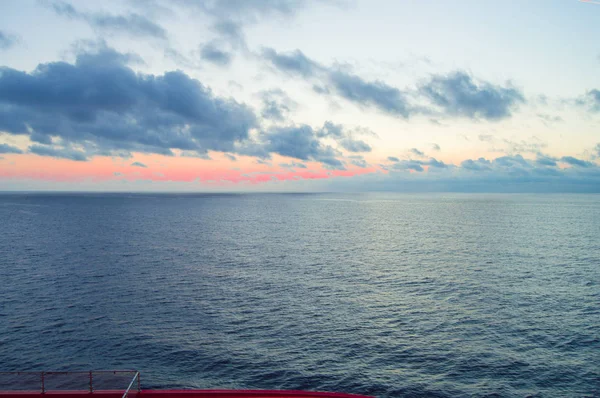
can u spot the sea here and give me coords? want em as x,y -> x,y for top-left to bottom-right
0,193 -> 598,398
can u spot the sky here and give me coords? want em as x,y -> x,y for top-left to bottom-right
0,0 -> 599,192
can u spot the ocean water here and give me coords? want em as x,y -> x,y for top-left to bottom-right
0,193 -> 598,398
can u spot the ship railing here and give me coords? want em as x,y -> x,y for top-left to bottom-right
0,370 -> 140,395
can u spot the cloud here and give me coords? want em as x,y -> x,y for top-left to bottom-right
431,143 -> 441,151
325,154 -> 600,193
348,156 -> 368,168
329,70 -> 412,117
316,121 -> 372,153
579,89 -> 600,112
478,134 -> 548,155
502,138 -> 547,154
337,137 -> 371,153
461,158 -> 492,171
410,148 -> 424,157
28,144 -> 87,161
279,161 -> 307,169
164,48 -> 201,70
0,47 -> 258,160
153,0 -> 342,61
0,143 -> 23,154
264,124 -> 344,168
131,161 -> 147,168
537,113 -> 563,125
418,71 -> 525,120
0,31 -> 17,50
427,158 -> 448,169
211,20 -> 246,49
193,0 -> 310,19
264,48 -> 523,121
392,160 -> 424,172
259,89 -> 296,121
561,156 -> 594,168
263,48 -> 411,117
200,42 -> 233,66
535,155 -> 557,167
262,48 -> 321,78
388,156 -> 449,172
46,0 -> 167,40
457,154 -> 597,178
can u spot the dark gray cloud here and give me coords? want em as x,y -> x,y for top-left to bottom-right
328,70 -> 411,117
561,156 -> 594,168
200,42 -> 233,66
327,155 -> 600,193
0,31 -> 17,50
262,48 -> 321,78
259,89 -> 296,121
0,143 -> 23,154
28,144 -> 87,161
224,153 -> 237,161
263,48 -> 523,121
337,138 -> 371,153
262,48 -> 411,117
389,156 -> 448,172
392,160 -> 424,172
0,47 -> 257,159
465,154 -> 556,178
595,143 -> 600,157
535,155 -> 557,167
427,158 -> 448,169
316,121 -> 344,138
446,154 -> 600,191
212,20 -> 246,48
30,132 -> 53,145
494,154 -> 529,169
461,158 -> 492,171
152,0 -> 341,62
279,161 -> 307,169
255,158 -> 272,166
387,156 -> 399,162
47,1 -> 167,39
193,0 -> 309,19
580,89 -> 600,112
419,71 -> 525,120
431,143 -> 441,151
458,154 -> 593,178
316,121 -> 372,153
348,155 -> 368,168
410,148 -> 424,157
264,124 -> 344,168
131,161 -> 147,167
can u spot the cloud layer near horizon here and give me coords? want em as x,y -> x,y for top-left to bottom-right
1,0 -> 600,192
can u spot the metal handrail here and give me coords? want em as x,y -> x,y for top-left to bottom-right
0,370 -> 140,394
121,372 -> 140,398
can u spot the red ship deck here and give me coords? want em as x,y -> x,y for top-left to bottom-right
0,391 -> 372,398
0,371 -> 373,398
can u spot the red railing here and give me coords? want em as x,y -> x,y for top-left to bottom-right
0,371 -> 140,396
0,372 -> 373,398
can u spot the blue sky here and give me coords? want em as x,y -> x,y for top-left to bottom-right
0,0 -> 599,192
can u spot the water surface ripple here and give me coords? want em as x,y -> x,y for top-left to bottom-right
0,193 -> 598,397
